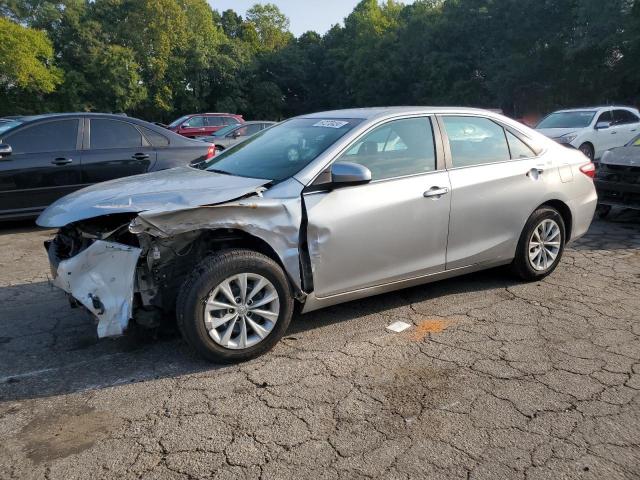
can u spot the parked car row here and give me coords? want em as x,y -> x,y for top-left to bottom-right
195,121 -> 277,151
166,112 -> 244,138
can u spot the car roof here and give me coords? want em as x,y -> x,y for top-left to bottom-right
553,106 -> 639,113
2,112 -> 205,146
186,113 -> 239,116
299,106 -> 510,120
14,112 -> 130,122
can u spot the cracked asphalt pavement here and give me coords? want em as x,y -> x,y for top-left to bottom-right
1,213 -> 639,480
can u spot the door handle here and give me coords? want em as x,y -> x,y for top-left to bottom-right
424,186 -> 450,198
51,157 -> 72,166
132,153 -> 150,160
527,167 -> 544,178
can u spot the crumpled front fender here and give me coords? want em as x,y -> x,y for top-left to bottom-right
52,240 -> 142,337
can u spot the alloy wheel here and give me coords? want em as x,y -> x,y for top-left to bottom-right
528,219 -> 562,272
203,273 -> 280,350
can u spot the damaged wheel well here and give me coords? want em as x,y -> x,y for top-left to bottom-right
140,228 -> 303,314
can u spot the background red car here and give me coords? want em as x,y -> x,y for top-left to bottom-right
167,113 -> 244,138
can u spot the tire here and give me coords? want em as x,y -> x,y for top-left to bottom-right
176,249 -> 294,363
215,145 -> 225,151
578,142 -> 594,161
511,207 -> 566,281
596,204 -> 612,219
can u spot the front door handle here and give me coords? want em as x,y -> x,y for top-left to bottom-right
424,186 -> 450,198
51,157 -> 72,166
132,153 -> 150,160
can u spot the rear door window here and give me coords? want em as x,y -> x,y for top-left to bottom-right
90,119 -> 143,149
243,124 -> 263,136
442,116 -> 510,167
5,119 -> 79,154
138,126 -> 170,147
613,110 -> 640,125
206,117 -> 225,127
506,131 -> 536,159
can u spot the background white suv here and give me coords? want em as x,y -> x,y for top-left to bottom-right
536,106 -> 640,160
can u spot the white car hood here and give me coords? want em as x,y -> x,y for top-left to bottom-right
536,128 -> 580,139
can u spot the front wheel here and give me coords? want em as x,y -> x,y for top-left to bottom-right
177,249 -> 294,363
511,207 -> 566,281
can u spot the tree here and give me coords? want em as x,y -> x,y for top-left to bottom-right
246,3 -> 293,51
0,16 -> 61,93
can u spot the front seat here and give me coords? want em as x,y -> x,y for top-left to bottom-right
358,141 -> 379,156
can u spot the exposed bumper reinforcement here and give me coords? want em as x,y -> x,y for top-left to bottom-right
51,240 -> 142,337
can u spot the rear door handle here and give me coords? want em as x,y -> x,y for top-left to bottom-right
51,157 -> 72,166
424,186 -> 450,198
132,153 -> 150,160
527,167 -> 544,178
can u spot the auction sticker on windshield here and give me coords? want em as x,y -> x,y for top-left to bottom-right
313,120 -> 350,129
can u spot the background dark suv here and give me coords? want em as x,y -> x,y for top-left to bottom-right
0,113 -> 215,220
166,113 -> 244,138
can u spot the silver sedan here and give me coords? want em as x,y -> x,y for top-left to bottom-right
38,107 -> 597,362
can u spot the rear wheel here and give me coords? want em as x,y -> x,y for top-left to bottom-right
511,207 -> 566,281
177,249 -> 294,363
578,142 -> 594,160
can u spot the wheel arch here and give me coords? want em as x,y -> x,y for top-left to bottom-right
578,141 -> 594,158
194,228 -> 301,297
538,199 -> 573,240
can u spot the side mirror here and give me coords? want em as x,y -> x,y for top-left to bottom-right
595,121 -> 611,130
331,162 -> 372,186
0,144 -> 12,158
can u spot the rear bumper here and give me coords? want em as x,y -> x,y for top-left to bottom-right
568,187 -> 598,243
47,240 -> 142,337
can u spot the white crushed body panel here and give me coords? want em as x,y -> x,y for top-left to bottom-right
53,240 -> 142,337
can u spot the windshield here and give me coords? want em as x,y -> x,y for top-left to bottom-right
203,118 -> 362,182
168,115 -> 190,128
537,111 -> 596,129
212,124 -> 238,137
0,120 -> 23,135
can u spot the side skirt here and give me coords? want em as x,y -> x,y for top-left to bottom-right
300,259 -> 512,313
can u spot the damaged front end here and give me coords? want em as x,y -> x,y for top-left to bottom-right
41,175 -> 307,340
46,215 -> 143,337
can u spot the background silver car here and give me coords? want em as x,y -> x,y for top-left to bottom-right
38,107 -> 597,362
196,121 -> 276,151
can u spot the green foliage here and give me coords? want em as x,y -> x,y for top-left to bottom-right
0,16 -> 62,93
1,0 -> 639,120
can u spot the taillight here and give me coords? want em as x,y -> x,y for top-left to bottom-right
206,145 -> 215,160
579,162 -> 595,179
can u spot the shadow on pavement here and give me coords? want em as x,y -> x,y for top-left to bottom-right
1,212 -> 638,402
0,267 -> 516,402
